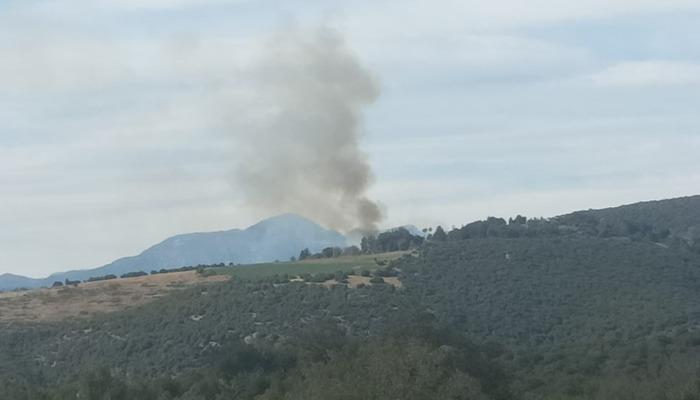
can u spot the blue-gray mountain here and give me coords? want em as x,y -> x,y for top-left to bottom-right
0,214 -> 346,291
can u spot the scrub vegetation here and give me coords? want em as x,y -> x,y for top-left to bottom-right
2,196 -> 700,400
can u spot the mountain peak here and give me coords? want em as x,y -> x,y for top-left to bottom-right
251,213 -> 318,226
246,213 -> 335,234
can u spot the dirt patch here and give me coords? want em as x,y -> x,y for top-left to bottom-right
302,275 -> 402,289
0,271 -> 229,323
345,275 -> 402,288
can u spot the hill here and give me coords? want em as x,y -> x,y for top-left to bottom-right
0,213 -> 346,291
3,235 -> 700,399
402,237 -> 700,390
445,195 -> 700,255
555,195 -> 700,249
2,195 -> 700,399
0,273 -> 40,292
0,271 -> 229,322
0,252 -> 405,324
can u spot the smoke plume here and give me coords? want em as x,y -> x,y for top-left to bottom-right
234,27 -> 383,232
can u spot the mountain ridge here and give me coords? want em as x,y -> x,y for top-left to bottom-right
0,213 -> 346,291
3,195 -> 699,291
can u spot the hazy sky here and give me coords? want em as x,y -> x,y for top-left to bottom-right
2,0 -> 700,277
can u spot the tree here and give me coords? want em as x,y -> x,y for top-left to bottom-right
321,247 -> 342,258
299,248 -> 311,261
342,246 -> 361,256
509,215 -> 527,225
322,247 -> 335,258
360,236 -> 370,253
433,226 -> 447,242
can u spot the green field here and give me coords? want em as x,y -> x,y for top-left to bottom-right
211,251 -> 407,280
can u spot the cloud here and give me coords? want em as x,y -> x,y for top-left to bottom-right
7,0 -> 245,14
0,34 -> 258,93
350,33 -> 593,88
588,61 -> 700,87
340,0 -> 700,33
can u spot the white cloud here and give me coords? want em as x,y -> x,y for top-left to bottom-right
588,61 -> 700,87
349,32 -> 593,86
9,0 -> 246,15
0,35 -> 259,93
340,0 -> 700,33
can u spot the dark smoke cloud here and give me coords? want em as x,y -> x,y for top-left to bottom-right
234,27 -> 383,232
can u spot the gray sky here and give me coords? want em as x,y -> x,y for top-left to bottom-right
1,0 -> 700,277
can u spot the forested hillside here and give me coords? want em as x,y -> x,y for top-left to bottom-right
2,196 -> 700,399
556,195 -> 700,250
441,195 -> 700,254
401,238 -> 700,397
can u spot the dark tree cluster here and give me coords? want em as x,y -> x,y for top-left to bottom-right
298,245 -> 362,261
86,274 -> 118,283
360,227 -> 424,253
120,271 -> 148,279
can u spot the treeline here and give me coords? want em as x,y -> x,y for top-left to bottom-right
361,227 -> 425,253
149,264 -> 224,275
424,212 -> 699,254
50,264 -> 231,288
298,245 -> 361,261
298,227 -> 425,261
420,195 -> 700,254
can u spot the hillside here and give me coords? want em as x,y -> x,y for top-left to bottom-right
0,271 -> 229,322
0,252 -> 405,323
445,195 -> 700,255
0,274 -> 39,291
402,237 -> 700,395
0,213 -> 346,291
2,236 -> 700,399
555,195 -> 700,249
403,237 -> 700,342
2,195 -> 700,399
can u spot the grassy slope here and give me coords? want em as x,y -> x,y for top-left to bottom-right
211,251 -> 407,280
0,271 -> 229,323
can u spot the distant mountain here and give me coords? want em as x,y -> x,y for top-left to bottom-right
0,214 -> 346,291
0,273 -> 41,292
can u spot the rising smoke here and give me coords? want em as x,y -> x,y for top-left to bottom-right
234,27 -> 383,233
